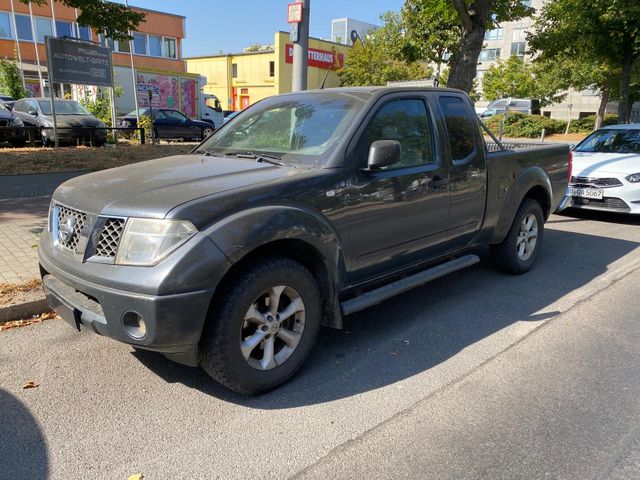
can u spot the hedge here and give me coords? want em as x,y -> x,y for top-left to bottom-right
483,112 -> 619,138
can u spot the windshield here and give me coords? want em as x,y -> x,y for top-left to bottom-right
39,100 -> 91,116
197,93 -> 367,167
125,108 -> 151,118
574,128 -> 640,154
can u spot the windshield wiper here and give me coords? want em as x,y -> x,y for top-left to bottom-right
192,149 -> 214,156
226,151 -> 284,166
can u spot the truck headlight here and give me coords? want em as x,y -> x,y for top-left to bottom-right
115,218 -> 197,266
626,173 -> 640,183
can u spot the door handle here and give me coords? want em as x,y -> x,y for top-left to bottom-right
427,175 -> 449,191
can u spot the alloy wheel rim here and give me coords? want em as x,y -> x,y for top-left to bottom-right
240,285 -> 306,371
516,213 -> 538,261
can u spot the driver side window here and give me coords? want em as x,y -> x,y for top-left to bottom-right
357,98 -> 434,169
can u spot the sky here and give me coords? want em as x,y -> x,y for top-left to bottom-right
114,0 -> 405,57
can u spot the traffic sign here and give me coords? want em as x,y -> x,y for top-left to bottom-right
287,2 -> 303,23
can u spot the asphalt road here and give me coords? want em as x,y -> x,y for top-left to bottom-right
1,209 -> 640,479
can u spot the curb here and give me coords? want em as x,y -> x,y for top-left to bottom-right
0,294 -> 49,323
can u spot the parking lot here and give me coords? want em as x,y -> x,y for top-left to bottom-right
2,209 -> 640,479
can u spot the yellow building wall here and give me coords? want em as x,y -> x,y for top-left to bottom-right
186,32 -> 351,110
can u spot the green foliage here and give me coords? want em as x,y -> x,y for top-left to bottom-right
484,112 -> 567,138
79,86 -> 122,127
337,12 -> 431,87
0,56 -> 26,100
567,114 -> 619,133
24,0 -> 144,40
481,56 -> 566,106
138,115 -> 153,143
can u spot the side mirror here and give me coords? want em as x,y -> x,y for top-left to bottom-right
28,109 -> 38,116
366,140 -> 402,171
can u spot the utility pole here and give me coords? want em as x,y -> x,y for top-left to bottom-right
290,0 -> 309,92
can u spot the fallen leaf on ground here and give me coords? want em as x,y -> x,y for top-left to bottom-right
128,474 -> 144,480
0,312 -> 59,332
22,381 -> 39,389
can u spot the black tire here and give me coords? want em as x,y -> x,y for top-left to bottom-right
199,256 -> 321,395
9,139 -> 26,148
201,126 -> 215,140
490,198 -> 545,274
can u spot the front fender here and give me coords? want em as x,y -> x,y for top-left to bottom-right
491,166 -> 552,244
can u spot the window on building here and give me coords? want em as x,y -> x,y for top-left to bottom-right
232,63 -> 238,78
0,12 -> 12,39
510,42 -> 526,57
512,27 -> 527,42
133,33 -> 146,55
438,96 -> 476,162
163,37 -> 177,58
15,15 -> 33,41
117,39 -> 131,53
479,48 -> 501,61
55,20 -> 73,38
77,25 -> 91,41
35,17 -> 52,43
484,28 -> 503,40
357,99 -> 435,169
148,35 -> 162,56
269,61 -> 275,77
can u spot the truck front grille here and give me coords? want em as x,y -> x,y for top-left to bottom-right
56,206 -> 88,252
95,218 -> 125,259
570,176 -> 623,188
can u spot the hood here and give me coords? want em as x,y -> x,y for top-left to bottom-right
46,114 -> 103,127
53,154 -> 304,218
572,151 -> 640,176
0,109 -> 13,120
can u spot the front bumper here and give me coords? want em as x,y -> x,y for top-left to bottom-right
567,180 -> 640,214
0,126 -> 27,142
39,226 -> 231,366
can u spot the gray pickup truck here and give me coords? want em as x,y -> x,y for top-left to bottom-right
39,87 -> 570,394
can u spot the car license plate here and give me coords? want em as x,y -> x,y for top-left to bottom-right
569,187 -> 604,200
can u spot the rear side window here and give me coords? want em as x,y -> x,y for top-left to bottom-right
438,96 -> 476,162
357,98 -> 435,169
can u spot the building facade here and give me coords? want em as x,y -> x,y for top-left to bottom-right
0,0 -> 202,115
474,0 -> 612,120
186,31 -> 351,111
331,18 -> 378,46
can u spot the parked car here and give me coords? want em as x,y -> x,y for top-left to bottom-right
480,98 -> 541,118
12,98 -> 107,146
119,108 -> 215,141
0,95 -> 14,102
567,124 -> 640,214
0,99 -> 27,147
40,87 -> 570,394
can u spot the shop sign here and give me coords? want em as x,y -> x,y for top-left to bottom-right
46,37 -> 113,87
285,44 -> 344,70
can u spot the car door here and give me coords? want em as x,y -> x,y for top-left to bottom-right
163,110 -> 194,138
152,110 -> 171,138
436,94 -> 487,249
338,95 -> 451,284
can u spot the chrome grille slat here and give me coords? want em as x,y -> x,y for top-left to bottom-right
570,176 -> 623,188
573,196 -> 630,211
95,218 -> 125,259
56,206 -> 87,252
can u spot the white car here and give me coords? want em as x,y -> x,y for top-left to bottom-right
568,124 -> 640,214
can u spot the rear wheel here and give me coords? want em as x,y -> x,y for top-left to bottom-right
199,256 -> 321,395
490,198 -> 544,274
201,126 -> 214,140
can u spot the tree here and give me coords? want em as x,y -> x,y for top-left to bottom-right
403,0 -> 531,93
401,0 -> 460,86
0,56 -> 27,99
481,56 -> 565,106
528,0 -> 640,123
337,12 -> 432,87
24,0 -> 145,40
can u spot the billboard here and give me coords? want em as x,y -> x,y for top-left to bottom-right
285,43 -> 344,70
46,37 -> 113,87
135,72 -> 179,109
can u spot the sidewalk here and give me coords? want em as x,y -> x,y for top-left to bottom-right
0,197 -> 49,284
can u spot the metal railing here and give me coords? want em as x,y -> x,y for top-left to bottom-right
0,126 -> 146,147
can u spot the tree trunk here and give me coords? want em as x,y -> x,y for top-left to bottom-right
595,81 -> 610,130
618,52 -> 635,124
446,23 -> 486,92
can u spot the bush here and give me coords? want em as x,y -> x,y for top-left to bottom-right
138,115 -> 153,143
484,112 -> 568,138
567,114 -> 618,133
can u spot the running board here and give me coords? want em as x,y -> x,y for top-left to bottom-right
340,254 -> 480,316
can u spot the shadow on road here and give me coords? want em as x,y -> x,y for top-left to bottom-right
0,389 -> 49,478
132,225 -> 639,407
558,208 -> 640,226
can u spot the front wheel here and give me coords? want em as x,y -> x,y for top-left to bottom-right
490,198 -> 545,274
199,257 -> 321,395
201,126 -> 214,140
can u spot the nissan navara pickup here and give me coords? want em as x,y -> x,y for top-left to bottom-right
39,87 -> 571,394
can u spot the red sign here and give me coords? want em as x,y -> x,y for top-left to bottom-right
287,2 -> 303,23
285,44 -> 344,70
